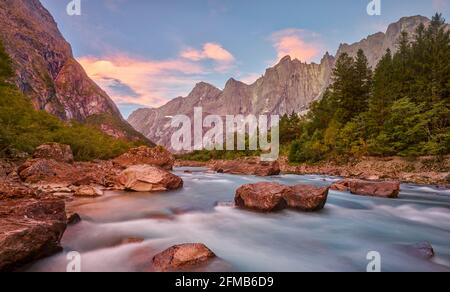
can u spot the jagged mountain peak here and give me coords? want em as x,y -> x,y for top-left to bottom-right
128,14 -> 435,151
188,82 -> 222,99
336,14 -> 431,68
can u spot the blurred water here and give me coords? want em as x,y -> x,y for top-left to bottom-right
25,167 -> 450,272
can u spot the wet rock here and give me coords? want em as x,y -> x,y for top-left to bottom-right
114,146 -> 175,170
330,179 -> 400,198
67,212 -> 81,225
410,242 -> 435,259
73,186 -> 103,198
116,165 -> 183,192
33,143 -> 74,163
0,198 -> 67,272
210,158 -> 280,176
284,185 -> 329,211
152,243 -> 216,272
235,182 -> 290,212
235,182 -> 329,212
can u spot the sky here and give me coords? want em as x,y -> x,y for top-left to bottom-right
40,0 -> 450,118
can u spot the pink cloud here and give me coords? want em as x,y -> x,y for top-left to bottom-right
78,54 -> 205,108
181,42 -> 235,72
271,29 -> 323,63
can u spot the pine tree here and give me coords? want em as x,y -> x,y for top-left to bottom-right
365,49 -> 394,136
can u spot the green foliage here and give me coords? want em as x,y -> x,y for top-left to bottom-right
85,113 -> 153,146
289,13 -> 450,163
0,42 -> 13,83
0,40 -> 141,161
177,148 -> 260,162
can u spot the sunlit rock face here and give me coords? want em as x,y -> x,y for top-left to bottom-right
336,15 -> 433,68
129,55 -> 334,150
0,0 -> 147,141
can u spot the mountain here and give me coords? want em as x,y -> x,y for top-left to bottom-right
129,54 -> 335,149
129,15 -> 435,151
336,15 -> 431,68
0,0 -> 150,143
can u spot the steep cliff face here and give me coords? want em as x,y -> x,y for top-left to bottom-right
0,0 -> 149,142
129,55 -> 334,149
336,15 -> 431,68
129,15 -> 436,151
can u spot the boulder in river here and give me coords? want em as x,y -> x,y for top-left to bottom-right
235,182 -> 329,212
410,242 -> 435,259
33,143 -> 74,163
210,158 -> 280,176
152,243 -> 216,272
116,165 -> 183,192
235,182 -> 290,212
67,212 -> 82,225
330,179 -> 400,198
113,146 -> 175,170
0,198 -> 67,272
284,184 -> 329,211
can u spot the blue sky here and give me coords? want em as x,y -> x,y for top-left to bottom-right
41,0 -> 449,117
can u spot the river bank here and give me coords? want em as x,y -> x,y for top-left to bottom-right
175,155 -> 450,188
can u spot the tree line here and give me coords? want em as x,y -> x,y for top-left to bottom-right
287,13 -> 450,163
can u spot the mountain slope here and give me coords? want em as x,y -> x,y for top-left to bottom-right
0,0 -> 150,143
129,54 -> 334,149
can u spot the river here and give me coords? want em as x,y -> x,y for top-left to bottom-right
25,167 -> 450,272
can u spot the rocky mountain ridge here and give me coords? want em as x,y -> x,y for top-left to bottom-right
129,15 -> 435,150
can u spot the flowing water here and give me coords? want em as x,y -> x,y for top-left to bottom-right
26,167 -> 450,272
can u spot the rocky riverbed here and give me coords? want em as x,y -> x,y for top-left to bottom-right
1,144 -> 450,271
176,155 -> 450,187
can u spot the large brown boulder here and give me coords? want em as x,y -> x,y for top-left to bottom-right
17,159 -> 74,185
284,184 -> 329,211
330,179 -> 400,198
33,143 -> 74,163
17,159 -> 120,189
114,146 -> 175,170
235,182 -> 329,212
116,165 -> 183,192
210,158 -> 280,176
235,182 -> 289,212
0,199 -> 67,271
152,243 -> 216,272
